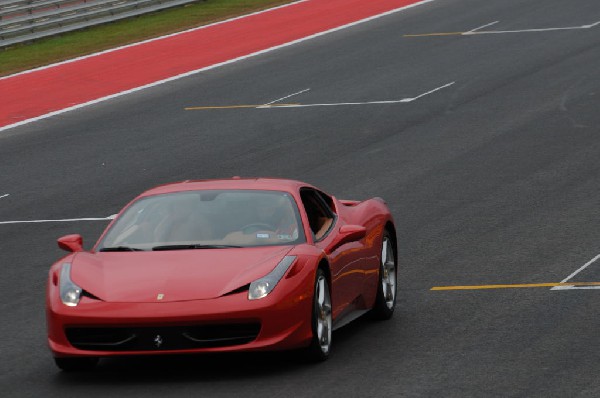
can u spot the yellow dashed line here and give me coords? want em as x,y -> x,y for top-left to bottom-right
431,282 -> 600,291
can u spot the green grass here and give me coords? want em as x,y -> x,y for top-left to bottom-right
0,0 -> 294,77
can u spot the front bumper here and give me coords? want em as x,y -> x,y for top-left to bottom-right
47,274 -> 314,358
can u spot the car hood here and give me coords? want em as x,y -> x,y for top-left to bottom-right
70,246 -> 293,303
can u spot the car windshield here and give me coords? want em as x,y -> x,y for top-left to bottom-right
98,190 -> 305,251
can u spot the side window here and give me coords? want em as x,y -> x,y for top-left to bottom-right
300,189 -> 335,241
316,190 -> 335,214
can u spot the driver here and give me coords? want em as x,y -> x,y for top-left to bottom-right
255,195 -> 298,239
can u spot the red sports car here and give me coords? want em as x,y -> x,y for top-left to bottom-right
47,178 -> 397,370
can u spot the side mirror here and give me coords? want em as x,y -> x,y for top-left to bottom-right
326,225 -> 366,254
57,234 -> 84,252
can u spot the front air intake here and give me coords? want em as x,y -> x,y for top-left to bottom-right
65,323 -> 261,351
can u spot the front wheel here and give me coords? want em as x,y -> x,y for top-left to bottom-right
304,269 -> 332,361
371,232 -> 397,320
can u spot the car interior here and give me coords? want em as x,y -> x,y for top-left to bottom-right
300,189 -> 335,241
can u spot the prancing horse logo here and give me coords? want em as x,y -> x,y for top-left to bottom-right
154,335 -> 163,348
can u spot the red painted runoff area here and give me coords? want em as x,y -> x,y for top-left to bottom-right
0,0 -> 425,129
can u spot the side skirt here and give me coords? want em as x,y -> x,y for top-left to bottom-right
332,309 -> 370,331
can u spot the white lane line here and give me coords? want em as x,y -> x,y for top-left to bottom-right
0,215 -> 116,225
263,100 -> 410,108
465,21 -> 499,34
551,253 -> 600,291
0,194 -> 9,200
262,88 -> 310,106
259,81 -> 455,109
464,21 -> 600,35
557,286 -> 600,290
402,81 -> 455,103
0,0 -> 438,133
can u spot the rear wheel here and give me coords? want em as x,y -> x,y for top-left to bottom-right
371,232 -> 397,320
54,357 -> 98,372
305,269 -> 332,361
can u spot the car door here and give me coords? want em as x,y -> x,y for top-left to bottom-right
300,188 -> 364,321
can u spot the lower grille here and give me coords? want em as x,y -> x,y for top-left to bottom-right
65,323 -> 261,351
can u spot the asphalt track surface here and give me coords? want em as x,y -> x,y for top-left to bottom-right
1,0 -> 600,396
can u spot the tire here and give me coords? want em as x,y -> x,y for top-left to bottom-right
371,231 -> 397,320
54,357 -> 98,372
304,268 -> 332,362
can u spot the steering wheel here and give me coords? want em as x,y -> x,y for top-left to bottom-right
241,223 -> 277,235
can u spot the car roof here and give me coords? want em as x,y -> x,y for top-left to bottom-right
139,178 -> 313,197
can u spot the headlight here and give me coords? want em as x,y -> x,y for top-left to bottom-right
248,256 -> 296,300
59,263 -> 82,306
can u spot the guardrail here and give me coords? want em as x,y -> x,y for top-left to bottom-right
0,0 -> 202,47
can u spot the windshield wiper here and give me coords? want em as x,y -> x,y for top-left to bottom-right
152,244 -> 242,251
99,246 -> 145,252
